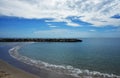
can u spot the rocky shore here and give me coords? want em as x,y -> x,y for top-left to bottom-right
0,38 -> 82,42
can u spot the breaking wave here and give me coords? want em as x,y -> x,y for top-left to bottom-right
9,46 -> 120,78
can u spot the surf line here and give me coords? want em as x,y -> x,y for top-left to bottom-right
9,46 -> 120,78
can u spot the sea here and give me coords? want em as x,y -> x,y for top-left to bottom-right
0,38 -> 120,77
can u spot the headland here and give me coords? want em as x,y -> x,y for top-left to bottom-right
0,38 -> 82,42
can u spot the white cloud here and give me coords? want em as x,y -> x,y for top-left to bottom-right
65,20 -> 80,27
33,29 -> 120,38
49,26 -> 57,28
47,23 -> 57,28
89,30 -> 96,32
34,29 -> 77,35
45,18 -> 80,27
33,29 -> 90,38
0,0 -> 120,27
47,24 -> 52,26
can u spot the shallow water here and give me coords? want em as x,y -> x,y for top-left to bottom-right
18,38 -> 120,75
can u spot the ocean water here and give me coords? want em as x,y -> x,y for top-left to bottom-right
18,38 -> 120,75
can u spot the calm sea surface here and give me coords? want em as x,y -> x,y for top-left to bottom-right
15,38 -> 120,75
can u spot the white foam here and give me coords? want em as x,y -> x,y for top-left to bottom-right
9,46 -> 120,78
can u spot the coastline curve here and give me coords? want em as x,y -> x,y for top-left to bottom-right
9,46 -> 120,78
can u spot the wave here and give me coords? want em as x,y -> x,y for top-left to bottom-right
9,46 -> 120,78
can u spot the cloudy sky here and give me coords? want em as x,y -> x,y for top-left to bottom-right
0,0 -> 120,38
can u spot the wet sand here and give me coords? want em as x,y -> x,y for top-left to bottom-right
0,59 -> 78,78
0,59 -> 39,78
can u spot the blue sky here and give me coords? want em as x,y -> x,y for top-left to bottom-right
0,0 -> 120,38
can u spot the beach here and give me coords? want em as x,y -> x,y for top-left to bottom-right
0,0 -> 120,77
0,40 -> 120,78
0,58 -> 77,78
0,59 -> 39,78
0,43 -> 78,78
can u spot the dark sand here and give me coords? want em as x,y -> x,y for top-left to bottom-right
0,59 -> 78,78
0,59 -> 39,78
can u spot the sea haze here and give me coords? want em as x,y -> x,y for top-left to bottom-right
18,38 -> 120,75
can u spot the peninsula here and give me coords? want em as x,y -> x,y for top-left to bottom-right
0,38 -> 82,42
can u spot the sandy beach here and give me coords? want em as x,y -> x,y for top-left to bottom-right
0,59 -> 78,78
0,59 -> 39,78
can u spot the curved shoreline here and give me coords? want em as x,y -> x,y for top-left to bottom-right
9,46 -> 120,78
